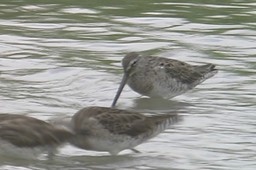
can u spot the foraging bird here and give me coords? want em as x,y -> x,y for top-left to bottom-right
68,106 -> 181,155
111,52 -> 218,107
0,114 -> 74,158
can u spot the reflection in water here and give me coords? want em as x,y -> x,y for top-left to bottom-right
131,97 -> 192,112
0,0 -> 255,169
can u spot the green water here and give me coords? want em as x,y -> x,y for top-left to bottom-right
0,0 -> 255,169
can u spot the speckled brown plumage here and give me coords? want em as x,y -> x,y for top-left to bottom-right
0,114 -> 73,148
112,52 -> 218,107
69,106 -> 181,155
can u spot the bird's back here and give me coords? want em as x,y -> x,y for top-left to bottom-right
69,107 -> 181,154
127,55 -> 217,98
0,114 -> 73,148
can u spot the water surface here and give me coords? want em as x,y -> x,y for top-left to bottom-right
0,0 -> 255,169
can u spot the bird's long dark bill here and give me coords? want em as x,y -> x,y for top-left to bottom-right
111,73 -> 128,107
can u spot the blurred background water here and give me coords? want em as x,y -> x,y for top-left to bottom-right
0,0 -> 255,169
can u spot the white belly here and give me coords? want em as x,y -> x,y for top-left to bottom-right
71,135 -> 145,155
149,78 -> 190,99
0,139 -> 54,160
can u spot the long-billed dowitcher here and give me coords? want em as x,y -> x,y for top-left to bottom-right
0,114 -> 74,158
68,106 -> 181,155
111,52 -> 218,107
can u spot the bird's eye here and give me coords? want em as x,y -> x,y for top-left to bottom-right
131,60 -> 137,66
126,59 -> 138,73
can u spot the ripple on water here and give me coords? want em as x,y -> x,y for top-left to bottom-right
0,0 -> 256,170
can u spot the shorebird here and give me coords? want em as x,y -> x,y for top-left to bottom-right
111,52 -> 218,107
0,114 -> 74,159
68,106 -> 181,155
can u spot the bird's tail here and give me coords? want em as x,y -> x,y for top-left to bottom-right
147,113 -> 182,138
194,63 -> 218,84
